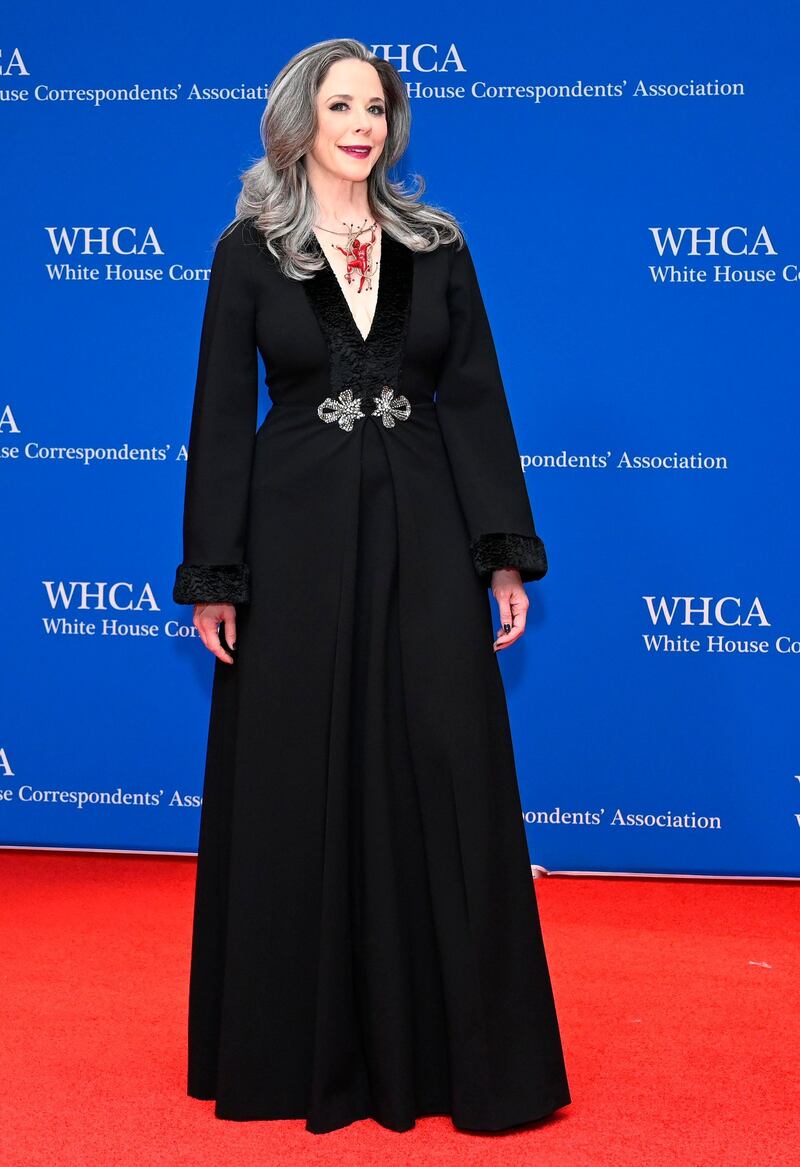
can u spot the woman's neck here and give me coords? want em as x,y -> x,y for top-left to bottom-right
306,174 -> 374,230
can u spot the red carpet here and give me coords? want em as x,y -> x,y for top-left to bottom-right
1,850 -> 797,1166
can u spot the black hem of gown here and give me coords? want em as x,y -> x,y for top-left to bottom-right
186,1086 -> 572,1135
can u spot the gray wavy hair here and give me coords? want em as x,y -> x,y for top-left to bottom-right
216,37 -> 464,279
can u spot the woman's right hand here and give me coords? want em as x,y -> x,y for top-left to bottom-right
193,602 -> 237,665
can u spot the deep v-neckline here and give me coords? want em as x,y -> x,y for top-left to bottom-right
310,229 -> 390,348
297,226 -> 414,401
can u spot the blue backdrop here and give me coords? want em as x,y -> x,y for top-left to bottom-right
2,2 -> 798,877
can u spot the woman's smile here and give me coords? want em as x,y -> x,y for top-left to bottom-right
338,144 -> 372,158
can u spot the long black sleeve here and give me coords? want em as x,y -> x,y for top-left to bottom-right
172,223 -> 259,605
434,238 -> 548,585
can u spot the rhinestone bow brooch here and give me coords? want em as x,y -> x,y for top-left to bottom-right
318,386 -> 412,432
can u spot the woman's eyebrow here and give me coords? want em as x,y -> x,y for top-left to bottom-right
325,93 -> 385,102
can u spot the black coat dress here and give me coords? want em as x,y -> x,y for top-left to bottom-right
172,217 -> 571,1134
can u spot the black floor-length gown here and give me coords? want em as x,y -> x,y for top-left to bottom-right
172,216 -> 571,1134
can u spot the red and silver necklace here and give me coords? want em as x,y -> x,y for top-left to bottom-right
314,219 -> 380,293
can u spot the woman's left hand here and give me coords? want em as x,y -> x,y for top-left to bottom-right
491,568 -> 528,651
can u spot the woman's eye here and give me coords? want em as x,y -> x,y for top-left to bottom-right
329,102 -> 385,116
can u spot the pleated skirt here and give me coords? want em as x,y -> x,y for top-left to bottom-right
186,414 -> 571,1133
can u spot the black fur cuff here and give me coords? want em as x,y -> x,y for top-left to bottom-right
469,532 -> 548,584
172,563 -> 251,605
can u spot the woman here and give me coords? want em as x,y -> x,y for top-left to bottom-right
173,37 -> 571,1135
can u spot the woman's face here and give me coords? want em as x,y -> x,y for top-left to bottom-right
309,57 -> 388,183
